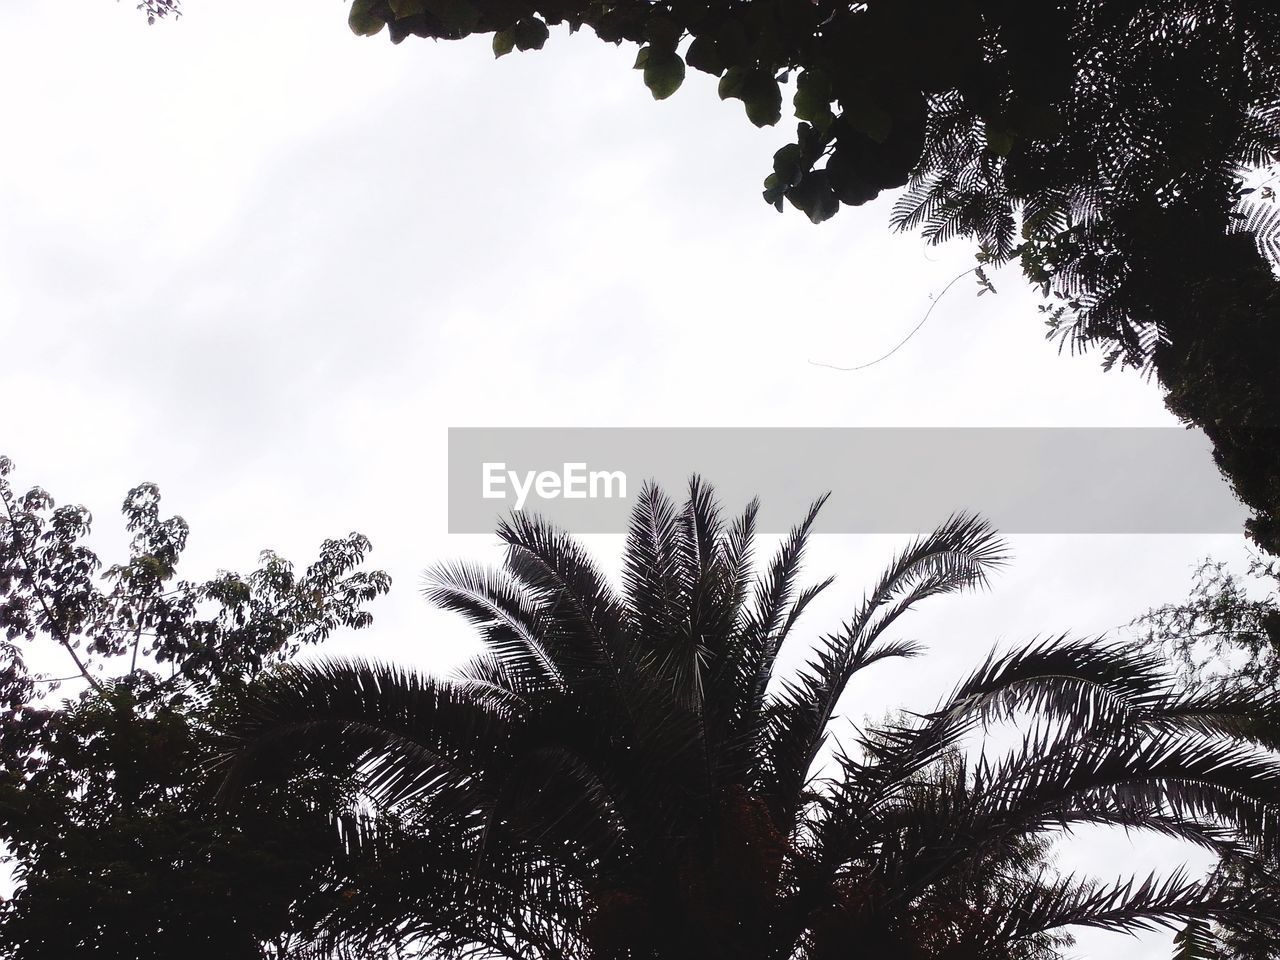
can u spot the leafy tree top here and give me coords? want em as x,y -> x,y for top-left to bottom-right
223,479 -> 1280,959
0,456 -> 391,958
0,454 -> 390,701
125,1 -> 1280,555
1131,558 -> 1280,960
1132,556 -> 1280,698
343,1 -> 1279,254
345,0 -> 1280,556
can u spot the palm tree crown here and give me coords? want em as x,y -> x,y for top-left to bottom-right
221,480 -> 1280,960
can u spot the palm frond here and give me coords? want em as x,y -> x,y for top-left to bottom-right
758,514 -> 1006,827
216,482 -> 1280,959
423,561 -> 563,694
497,511 -> 629,692
218,659 -> 515,809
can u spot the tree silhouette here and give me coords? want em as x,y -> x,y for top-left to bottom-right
122,1 -> 1280,553
1132,556 -> 1280,960
331,0 -> 1280,553
222,480 -> 1280,958
0,456 -> 390,958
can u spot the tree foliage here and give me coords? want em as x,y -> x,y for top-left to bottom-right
326,0 -> 1280,554
222,480 -> 1280,959
1133,557 -> 1280,960
1132,556 -> 1280,698
0,455 -> 391,958
127,1 -> 1280,552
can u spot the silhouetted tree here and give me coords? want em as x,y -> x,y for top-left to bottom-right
223,480 -> 1280,959
332,1 -> 1280,553
1133,557 -> 1280,960
1132,556 -> 1280,698
0,456 -> 391,959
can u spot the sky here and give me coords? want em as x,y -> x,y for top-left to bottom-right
0,2 -> 1266,956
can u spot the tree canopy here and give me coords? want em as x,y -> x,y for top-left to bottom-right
222,480 -> 1280,959
0,456 -> 391,958
1130,557 -> 1280,959
1132,555 -> 1280,698
129,0 -> 1280,554
322,0 -> 1280,554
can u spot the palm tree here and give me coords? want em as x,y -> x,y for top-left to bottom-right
219,479 -> 1280,960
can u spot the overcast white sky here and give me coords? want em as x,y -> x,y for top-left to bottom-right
0,2 -> 1265,956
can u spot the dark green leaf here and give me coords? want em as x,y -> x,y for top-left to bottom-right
786,170 -> 840,224
741,69 -> 782,127
717,66 -> 748,101
763,172 -> 786,210
348,0 -> 386,36
644,50 -> 685,101
685,35 -> 724,76
794,71 -> 833,125
493,27 -> 516,57
772,142 -> 805,187
513,16 -> 549,50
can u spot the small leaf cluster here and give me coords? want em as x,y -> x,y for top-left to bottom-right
134,0 -> 180,24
